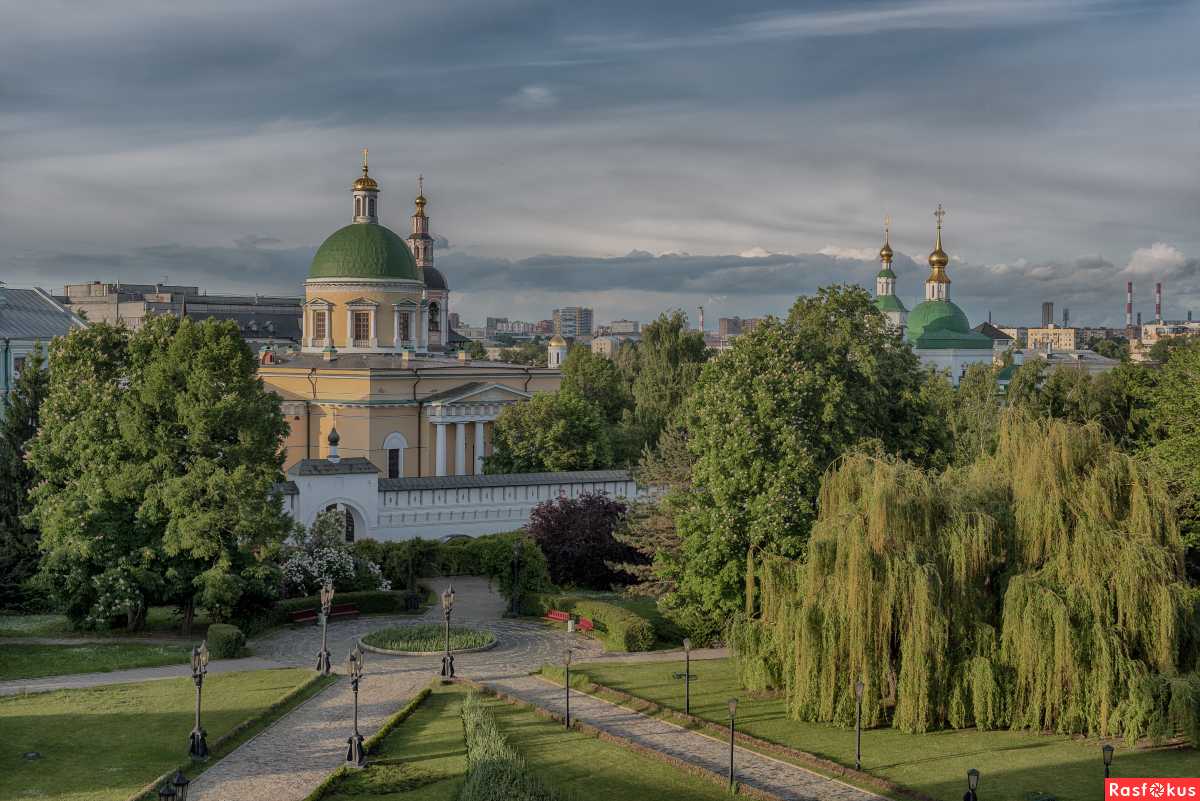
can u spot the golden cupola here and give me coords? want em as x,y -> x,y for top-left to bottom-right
353,148 -> 379,192
927,203 -> 950,284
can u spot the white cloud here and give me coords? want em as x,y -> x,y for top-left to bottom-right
504,85 -> 558,110
1123,242 -> 1187,276
818,245 -> 879,261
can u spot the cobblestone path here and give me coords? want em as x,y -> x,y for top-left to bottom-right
484,674 -> 887,801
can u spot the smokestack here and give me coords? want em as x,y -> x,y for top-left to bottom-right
1063,307 -> 1069,327
1137,311 -> 1142,327
1126,282 -> 1133,328
1156,282 -> 1163,323
698,305 -> 705,333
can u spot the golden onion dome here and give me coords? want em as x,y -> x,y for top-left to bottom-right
549,334 -> 567,347
879,242 -> 894,262
928,244 -> 948,269
354,147 -> 378,191
880,216 -> 893,261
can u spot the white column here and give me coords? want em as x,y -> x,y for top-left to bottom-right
474,421 -> 485,475
408,310 -> 417,344
420,305 -> 429,351
370,309 -> 378,348
435,423 -> 447,476
455,422 -> 467,476
393,308 -> 403,350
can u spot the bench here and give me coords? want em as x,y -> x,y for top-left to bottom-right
577,617 -> 594,633
289,603 -> 361,625
545,609 -> 571,624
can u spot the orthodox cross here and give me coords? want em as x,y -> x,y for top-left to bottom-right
934,204 -> 946,228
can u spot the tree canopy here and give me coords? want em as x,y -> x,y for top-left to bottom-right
27,318 -> 291,630
0,345 -> 49,609
623,311 -> 708,453
484,391 -> 613,474
527,492 -> 633,589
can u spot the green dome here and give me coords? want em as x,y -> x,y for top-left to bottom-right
309,223 -> 418,281
907,300 -> 993,350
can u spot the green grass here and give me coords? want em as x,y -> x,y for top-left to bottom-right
0,642 -> 193,680
0,667 -> 318,801
566,658 -> 1200,801
0,606 -> 213,639
362,625 -> 495,653
320,683 -> 470,801
545,591 -> 685,648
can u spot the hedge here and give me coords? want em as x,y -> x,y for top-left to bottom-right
206,623 -> 246,658
459,691 -> 563,801
523,594 -> 655,652
268,590 -> 409,626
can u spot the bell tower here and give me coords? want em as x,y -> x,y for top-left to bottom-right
352,148 -> 379,224
408,175 -> 433,269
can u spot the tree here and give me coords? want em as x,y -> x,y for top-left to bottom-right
484,392 -> 613,473
1150,336 -> 1189,364
527,492 -> 632,589
1089,336 -> 1129,361
664,286 -> 951,631
0,344 -> 49,609
625,311 -> 708,453
498,340 -> 547,367
561,344 -> 630,424
734,414 -> 1200,746
27,318 -> 292,631
1148,340 -> 1200,580
947,362 -> 1000,465
464,340 -> 488,360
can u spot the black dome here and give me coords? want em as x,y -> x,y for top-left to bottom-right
422,266 -> 448,291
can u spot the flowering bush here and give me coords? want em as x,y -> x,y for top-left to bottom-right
85,562 -> 149,630
282,511 -> 390,597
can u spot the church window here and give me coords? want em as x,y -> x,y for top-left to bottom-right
368,197 -> 376,217
353,311 -> 370,345
355,197 -> 362,217
388,448 -> 401,479
428,302 -> 440,332
313,311 -> 327,342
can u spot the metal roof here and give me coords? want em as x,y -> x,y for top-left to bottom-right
0,287 -> 84,340
379,470 -> 633,492
288,457 -> 379,476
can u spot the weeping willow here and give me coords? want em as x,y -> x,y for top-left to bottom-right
731,413 -> 1200,745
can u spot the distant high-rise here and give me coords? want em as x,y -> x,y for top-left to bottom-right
718,317 -> 742,337
552,307 -> 594,338
1063,307 -> 1069,327
1041,301 -> 1054,328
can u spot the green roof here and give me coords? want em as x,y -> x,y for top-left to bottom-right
309,223 -> 419,280
876,267 -> 897,279
874,294 -> 907,313
906,299 -> 993,351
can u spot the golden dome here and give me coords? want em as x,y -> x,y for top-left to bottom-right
880,216 -> 893,261
549,334 -> 567,347
413,175 -> 427,212
928,203 -> 949,269
353,147 -> 378,191
880,242 -> 893,262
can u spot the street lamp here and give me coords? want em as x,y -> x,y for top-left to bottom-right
187,641 -> 209,760
727,697 -> 738,791
346,644 -> 366,768
564,648 -> 573,729
509,540 -> 522,616
672,638 -> 694,716
964,768 -> 980,801
440,585 -> 456,678
1103,744 -> 1114,779
316,582 -> 334,675
170,770 -> 190,801
854,678 -> 865,771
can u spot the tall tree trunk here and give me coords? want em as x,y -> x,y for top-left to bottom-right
181,598 -> 195,637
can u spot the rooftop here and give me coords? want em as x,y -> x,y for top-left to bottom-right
261,351 -> 555,371
288,457 -> 379,477
0,287 -> 85,340
379,470 -> 634,492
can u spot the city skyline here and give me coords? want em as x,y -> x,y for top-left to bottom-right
3,0 -> 1198,327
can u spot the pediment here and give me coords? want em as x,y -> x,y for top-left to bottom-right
304,297 -> 333,307
345,297 -> 381,307
424,382 -> 532,405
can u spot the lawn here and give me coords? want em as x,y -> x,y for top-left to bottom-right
0,606 -> 213,639
550,590 -> 685,647
565,658 -> 1200,801
0,667 -> 319,801
0,643 -> 192,680
362,625 -> 495,654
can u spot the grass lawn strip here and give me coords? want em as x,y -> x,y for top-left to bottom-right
361,624 -> 495,654
560,658 -> 1200,801
0,667 -> 325,801
0,642 -> 192,680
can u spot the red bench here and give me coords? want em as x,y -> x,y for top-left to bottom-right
545,609 -> 570,624
577,617 -> 594,633
289,603 -> 361,625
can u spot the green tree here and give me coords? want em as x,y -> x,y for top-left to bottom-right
664,286 -> 950,631
1150,336 -> 1189,364
464,340 -> 488,360
27,318 -> 290,631
948,362 -> 1000,465
484,392 -> 613,473
1089,336 -> 1129,361
0,344 -> 49,609
1148,340 -> 1200,580
560,344 -> 630,424
625,311 -> 708,453
498,340 -> 547,367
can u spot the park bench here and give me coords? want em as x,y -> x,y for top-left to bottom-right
577,617 -> 595,633
545,609 -> 571,625
289,603 -> 361,625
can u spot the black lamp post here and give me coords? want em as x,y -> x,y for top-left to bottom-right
671,638 -> 695,716
440,585 -> 456,678
564,648 -> 572,729
1103,744 -> 1114,779
854,678 -> 864,771
964,768 -> 980,801
187,641 -> 209,760
157,782 -> 176,801
316,582 -> 334,675
728,697 -> 738,791
510,540 -> 522,616
170,770 -> 190,801
346,644 -> 366,768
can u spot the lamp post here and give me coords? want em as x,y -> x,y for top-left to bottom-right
671,638 -> 695,716
346,644 -> 366,768
316,582 -> 334,675
510,540 -> 522,616
1103,744 -> 1114,779
440,585 -> 456,678
158,770 -> 189,801
564,648 -> 572,729
728,697 -> 738,791
964,768 -> 980,801
854,678 -> 864,771
187,641 -> 209,760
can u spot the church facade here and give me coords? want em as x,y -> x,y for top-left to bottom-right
260,155 -> 637,540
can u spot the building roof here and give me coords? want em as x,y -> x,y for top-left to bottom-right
309,223 -> 419,281
874,294 -> 908,313
288,457 -> 379,476
0,287 -> 85,340
260,351 -> 552,371
973,322 -> 1014,342
421,266 -> 448,291
379,469 -> 633,492
907,299 -> 993,351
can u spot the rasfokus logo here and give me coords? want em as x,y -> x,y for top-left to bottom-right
1107,779 -> 1200,799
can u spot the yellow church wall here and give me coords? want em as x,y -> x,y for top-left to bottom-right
304,283 -> 426,349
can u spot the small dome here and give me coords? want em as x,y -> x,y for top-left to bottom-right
353,173 -> 378,191
309,223 -> 419,281
549,334 -> 567,347
879,242 -> 894,261
422,266 -> 448,291
928,245 -> 949,269
328,427 -> 340,446
906,299 -> 970,342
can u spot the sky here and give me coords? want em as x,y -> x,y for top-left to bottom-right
2,0 -> 1198,328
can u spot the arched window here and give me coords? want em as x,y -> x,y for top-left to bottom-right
428,302 -> 440,332
324,503 -> 356,543
368,197 -> 376,217
383,432 -> 407,479
355,197 -> 362,217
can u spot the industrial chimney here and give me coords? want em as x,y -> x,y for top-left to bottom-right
1156,282 -> 1163,323
1063,307 -> 1069,327
1126,282 -> 1134,329
698,305 -> 705,333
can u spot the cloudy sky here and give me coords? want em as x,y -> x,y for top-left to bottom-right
2,0 -> 1198,327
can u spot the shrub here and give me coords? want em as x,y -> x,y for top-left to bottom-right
362,624 -> 495,652
205,623 -> 246,658
267,590 -> 408,626
459,692 -> 563,801
527,492 -> 633,589
522,594 -> 655,652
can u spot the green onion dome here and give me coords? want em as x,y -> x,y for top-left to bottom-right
309,223 -> 419,281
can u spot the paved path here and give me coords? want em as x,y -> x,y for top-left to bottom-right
486,674 -> 885,801
0,656 -> 282,697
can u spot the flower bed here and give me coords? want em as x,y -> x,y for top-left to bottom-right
361,624 -> 496,654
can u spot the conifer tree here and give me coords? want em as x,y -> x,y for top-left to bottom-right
0,344 -> 48,608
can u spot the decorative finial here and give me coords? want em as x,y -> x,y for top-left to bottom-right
928,204 -> 949,270
884,215 -> 891,243
362,147 -> 369,174
934,203 -> 946,229
418,174 -> 424,195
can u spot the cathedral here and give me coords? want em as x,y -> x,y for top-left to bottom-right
256,155 -> 636,541
873,206 -> 994,384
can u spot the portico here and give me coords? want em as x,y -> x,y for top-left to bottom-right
423,383 -> 532,476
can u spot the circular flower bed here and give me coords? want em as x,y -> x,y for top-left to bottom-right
361,624 -> 496,654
